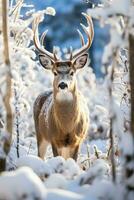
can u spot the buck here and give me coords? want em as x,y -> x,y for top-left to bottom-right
33,13 -> 94,161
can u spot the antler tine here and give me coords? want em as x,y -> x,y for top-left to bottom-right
33,16 -> 55,61
72,13 -> 94,60
82,12 -> 94,39
77,29 -> 85,46
40,30 -> 48,46
33,17 -> 44,52
70,46 -> 73,60
53,47 -> 58,60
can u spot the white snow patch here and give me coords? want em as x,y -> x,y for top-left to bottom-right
16,155 -> 52,179
78,159 -> 110,186
46,156 -> 66,173
64,158 -> 81,178
0,167 -> 46,200
120,132 -> 134,156
47,189 -> 84,200
45,173 -> 68,189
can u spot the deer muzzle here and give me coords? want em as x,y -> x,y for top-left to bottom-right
58,82 -> 68,90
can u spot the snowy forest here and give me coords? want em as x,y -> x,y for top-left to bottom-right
0,0 -> 134,199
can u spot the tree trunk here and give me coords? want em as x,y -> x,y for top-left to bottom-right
0,0 -> 13,172
129,34 -> 134,139
124,34 -> 134,196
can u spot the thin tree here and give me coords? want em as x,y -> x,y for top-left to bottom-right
0,0 -> 13,172
125,34 -> 134,197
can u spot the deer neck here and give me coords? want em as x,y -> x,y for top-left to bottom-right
53,85 -> 79,132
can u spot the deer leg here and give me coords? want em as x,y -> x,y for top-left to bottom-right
38,139 -> 48,159
52,143 -> 59,157
71,145 -> 79,161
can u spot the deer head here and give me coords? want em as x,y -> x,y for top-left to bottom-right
33,13 -> 94,101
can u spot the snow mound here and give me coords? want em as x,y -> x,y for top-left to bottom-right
45,173 -> 68,189
0,167 -> 46,200
47,189 -> 84,200
16,155 -> 82,182
78,159 -> 110,185
16,155 -> 52,179
46,157 -> 82,178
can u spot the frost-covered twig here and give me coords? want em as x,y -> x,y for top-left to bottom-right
108,52 -> 117,183
27,141 -> 32,155
93,145 -> 100,159
109,115 -> 116,182
14,84 -> 20,158
107,143 -> 112,159
129,35 -> 134,139
86,143 -> 91,168
10,0 -> 23,22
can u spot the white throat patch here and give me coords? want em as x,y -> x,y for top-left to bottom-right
56,89 -> 73,102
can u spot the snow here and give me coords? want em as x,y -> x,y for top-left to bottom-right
126,174 -> 134,188
78,159 -> 110,186
64,158 -> 81,178
87,180 -> 117,200
45,7 -> 56,16
47,189 -> 84,200
87,0 -> 133,66
120,133 -> 134,156
0,167 -> 47,200
87,0 -> 131,19
45,173 -> 68,189
16,155 -> 52,179
45,156 -> 81,178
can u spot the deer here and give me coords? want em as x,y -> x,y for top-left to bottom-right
33,13 -> 94,161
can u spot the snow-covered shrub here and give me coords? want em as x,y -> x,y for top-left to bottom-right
78,159 -> 110,185
16,155 -> 82,180
0,167 -> 47,200
87,0 -> 134,198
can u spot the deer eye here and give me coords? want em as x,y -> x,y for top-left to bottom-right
54,71 -> 58,76
70,71 -> 74,76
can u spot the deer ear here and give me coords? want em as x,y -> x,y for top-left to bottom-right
73,53 -> 89,69
39,54 -> 54,70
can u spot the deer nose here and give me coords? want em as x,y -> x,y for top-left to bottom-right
58,82 -> 68,89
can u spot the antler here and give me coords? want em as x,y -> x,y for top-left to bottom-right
71,13 -> 94,60
33,13 -> 93,61
33,16 -> 57,61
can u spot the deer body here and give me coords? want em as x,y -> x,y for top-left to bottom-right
34,83 -> 89,160
33,13 -> 94,160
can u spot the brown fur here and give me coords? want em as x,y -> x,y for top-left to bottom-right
34,83 -> 89,161
33,13 -> 94,160
34,55 -> 90,161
